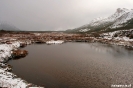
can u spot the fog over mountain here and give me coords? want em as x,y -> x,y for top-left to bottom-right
69,8 -> 133,32
0,21 -> 20,31
0,0 -> 133,31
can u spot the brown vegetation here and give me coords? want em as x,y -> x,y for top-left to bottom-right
12,50 -> 28,59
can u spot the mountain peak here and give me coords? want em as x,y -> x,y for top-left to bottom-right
116,8 -> 129,13
69,8 -> 133,32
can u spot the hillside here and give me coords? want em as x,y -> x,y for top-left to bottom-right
67,8 -> 133,33
0,22 -> 20,31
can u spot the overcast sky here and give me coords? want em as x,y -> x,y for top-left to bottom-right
0,0 -> 133,31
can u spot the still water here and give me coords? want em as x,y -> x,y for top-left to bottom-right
8,42 -> 133,88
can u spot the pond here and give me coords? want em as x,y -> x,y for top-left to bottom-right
8,42 -> 133,88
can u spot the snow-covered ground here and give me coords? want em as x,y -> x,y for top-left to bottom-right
0,42 -> 20,62
103,29 -> 133,41
46,40 -> 64,44
79,29 -> 89,32
100,29 -> 133,47
0,69 -> 31,88
0,42 -> 35,88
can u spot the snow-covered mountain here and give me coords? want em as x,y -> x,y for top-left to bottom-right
0,22 -> 20,31
68,8 -> 133,32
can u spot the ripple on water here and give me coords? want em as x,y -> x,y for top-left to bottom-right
8,42 -> 133,88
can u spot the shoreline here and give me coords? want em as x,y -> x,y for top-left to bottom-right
0,30 -> 133,87
0,41 -> 38,88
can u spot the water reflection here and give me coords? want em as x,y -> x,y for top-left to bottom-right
89,43 -> 133,59
8,42 -> 133,88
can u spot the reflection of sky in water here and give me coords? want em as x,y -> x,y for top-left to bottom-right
8,42 -> 133,88
88,43 -> 133,59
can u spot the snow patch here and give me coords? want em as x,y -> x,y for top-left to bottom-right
0,42 -> 35,88
46,40 -> 64,44
79,29 -> 89,32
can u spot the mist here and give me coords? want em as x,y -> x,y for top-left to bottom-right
0,0 -> 133,31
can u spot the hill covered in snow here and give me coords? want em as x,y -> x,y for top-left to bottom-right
67,8 -> 133,33
0,22 -> 20,31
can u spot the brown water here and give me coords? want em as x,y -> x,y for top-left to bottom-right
8,42 -> 133,88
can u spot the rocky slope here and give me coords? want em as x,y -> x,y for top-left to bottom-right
68,8 -> 133,32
